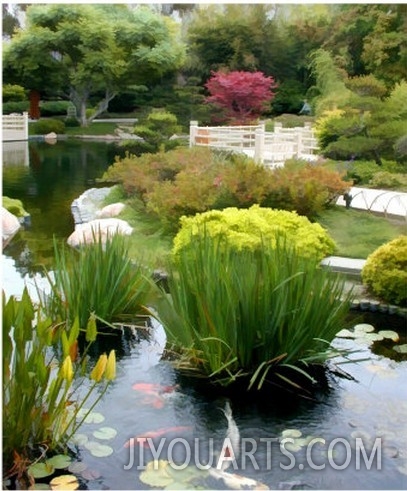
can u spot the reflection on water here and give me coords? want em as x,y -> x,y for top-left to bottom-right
3,139 -> 123,276
68,317 -> 407,490
3,140 -> 407,490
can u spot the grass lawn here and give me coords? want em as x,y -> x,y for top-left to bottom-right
102,184 -> 406,267
28,121 -> 119,136
102,187 -> 174,269
317,206 -> 406,258
64,122 -> 119,136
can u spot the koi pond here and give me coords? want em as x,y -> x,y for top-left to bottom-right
3,140 -> 407,490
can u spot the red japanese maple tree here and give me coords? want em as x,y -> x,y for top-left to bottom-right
205,70 -> 278,124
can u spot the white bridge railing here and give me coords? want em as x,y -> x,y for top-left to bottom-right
189,121 -> 319,168
2,112 -> 29,141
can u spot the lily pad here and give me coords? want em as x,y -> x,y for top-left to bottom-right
49,475 -> 79,491
81,468 -> 102,480
93,426 -> 118,440
281,429 -> 302,439
70,433 -> 88,446
335,329 -> 356,338
354,324 -> 375,333
393,344 -> 407,354
46,455 -> 72,470
68,462 -> 88,474
75,408 -> 105,424
85,440 -> 114,457
281,441 -> 302,452
28,462 -> 55,479
139,460 -> 173,488
378,330 -> 399,342
29,485 -> 50,490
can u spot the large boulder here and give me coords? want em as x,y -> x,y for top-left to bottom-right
96,202 -> 126,218
67,218 -> 133,247
2,207 -> 21,249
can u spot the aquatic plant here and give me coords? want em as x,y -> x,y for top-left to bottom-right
153,231 -> 353,390
40,233 -> 152,328
2,289 -> 116,485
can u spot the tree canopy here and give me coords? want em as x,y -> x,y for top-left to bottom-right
205,70 -> 277,124
3,4 -> 186,125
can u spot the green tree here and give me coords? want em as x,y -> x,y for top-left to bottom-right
323,4 -> 407,85
3,4 -> 185,125
315,77 -> 407,164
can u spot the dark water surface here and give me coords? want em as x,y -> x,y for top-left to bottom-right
2,140 -> 407,490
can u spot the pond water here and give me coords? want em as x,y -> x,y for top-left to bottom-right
3,140 -> 407,490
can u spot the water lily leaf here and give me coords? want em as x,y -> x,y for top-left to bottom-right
50,475 -> 79,490
354,337 -> 373,346
28,462 -> 55,479
365,333 -> 384,342
378,330 -> 399,342
75,409 -> 105,424
354,324 -> 375,333
393,344 -> 407,354
46,455 -> 72,470
93,426 -> 118,440
166,464 -> 204,482
68,462 -> 87,474
281,429 -> 302,439
139,460 -> 173,487
86,441 -> 114,458
81,468 -> 102,480
281,441 -> 302,452
29,484 -> 50,490
336,329 -> 356,338
70,433 -> 88,446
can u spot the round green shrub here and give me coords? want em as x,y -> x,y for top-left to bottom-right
31,118 -> 65,135
2,84 -> 27,102
40,100 -> 71,116
65,117 -> 80,127
172,205 -> 336,262
2,101 -> 30,114
361,236 -> 407,305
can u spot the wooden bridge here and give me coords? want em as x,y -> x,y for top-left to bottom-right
189,121 -> 319,168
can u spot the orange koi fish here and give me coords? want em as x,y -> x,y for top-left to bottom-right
132,383 -> 179,408
124,426 -> 192,448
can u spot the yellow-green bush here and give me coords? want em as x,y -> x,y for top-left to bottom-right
361,236 -> 407,305
3,196 -> 29,218
173,205 -> 335,262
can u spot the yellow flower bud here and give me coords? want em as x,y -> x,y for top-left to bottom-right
60,355 -> 74,383
90,354 -> 107,382
105,350 -> 116,381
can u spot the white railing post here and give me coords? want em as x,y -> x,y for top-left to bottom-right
23,112 -> 29,140
274,122 -> 282,134
189,120 -> 198,148
254,125 -> 265,164
296,130 -> 303,158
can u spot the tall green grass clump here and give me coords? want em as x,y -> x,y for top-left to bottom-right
154,230 -> 353,390
42,233 -> 152,328
3,289 -> 116,483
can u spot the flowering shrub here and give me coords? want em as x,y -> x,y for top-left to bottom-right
361,236 -> 407,305
102,148 -> 348,230
173,205 -> 336,262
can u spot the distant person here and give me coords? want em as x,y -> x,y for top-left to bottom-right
299,100 -> 312,115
